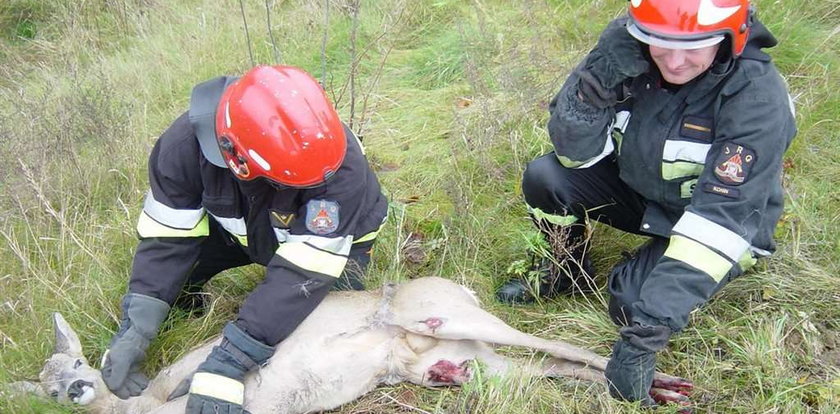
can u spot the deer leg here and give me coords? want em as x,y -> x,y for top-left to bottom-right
392,301 -> 609,371
540,357 -> 606,382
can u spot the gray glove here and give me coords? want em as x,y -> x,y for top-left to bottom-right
578,18 -> 649,107
101,293 -> 170,399
605,323 -> 671,404
186,323 -> 273,414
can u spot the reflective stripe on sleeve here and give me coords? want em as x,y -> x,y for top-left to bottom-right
142,190 -> 205,229
664,235 -> 732,282
276,240 -> 349,278
189,372 -> 244,405
576,136 -> 615,169
210,214 -> 248,246
662,140 -> 711,164
354,215 -> 387,244
671,211 -> 750,262
137,211 -> 209,238
556,111 -> 627,169
527,205 -> 578,226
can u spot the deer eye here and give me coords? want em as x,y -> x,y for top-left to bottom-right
73,359 -> 83,369
50,390 -> 59,399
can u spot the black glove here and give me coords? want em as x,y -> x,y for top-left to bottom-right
578,18 -> 649,107
101,293 -> 170,399
605,323 -> 671,405
186,323 -> 273,414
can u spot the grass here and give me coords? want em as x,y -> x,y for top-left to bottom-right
1,0 -> 838,412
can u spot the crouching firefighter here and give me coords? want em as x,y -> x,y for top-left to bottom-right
100,65 -> 388,413
497,0 -> 796,406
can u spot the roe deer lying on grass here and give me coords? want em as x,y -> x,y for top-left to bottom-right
16,277 -> 693,413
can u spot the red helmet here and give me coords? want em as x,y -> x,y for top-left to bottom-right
627,0 -> 752,56
215,65 -> 346,187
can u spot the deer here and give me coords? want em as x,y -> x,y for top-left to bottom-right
11,276 -> 693,413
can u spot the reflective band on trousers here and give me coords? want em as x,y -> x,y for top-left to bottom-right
664,235 -> 732,282
671,211 -> 750,262
276,241 -> 349,277
189,372 -> 244,405
527,205 -> 578,226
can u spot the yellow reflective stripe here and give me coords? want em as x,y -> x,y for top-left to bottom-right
738,250 -> 757,272
189,372 -> 244,405
672,211 -> 750,261
233,234 -> 248,247
137,211 -> 209,238
276,242 -> 347,277
354,223 -> 384,244
664,235 -> 732,282
528,205 -> 578,226
662,161 -> 704,180
556,154 -> 586,169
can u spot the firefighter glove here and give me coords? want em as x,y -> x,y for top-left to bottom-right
581,19 -> 650,94
101,293 -> 170,399
605,323 -> 671,405
186,323 -> 274,414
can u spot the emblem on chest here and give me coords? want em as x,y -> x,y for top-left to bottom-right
306,199 -> 341,235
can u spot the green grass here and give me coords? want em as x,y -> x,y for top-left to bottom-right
1,0 -> 838,413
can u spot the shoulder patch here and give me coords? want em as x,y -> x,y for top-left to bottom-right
703,183 -> 741,199
305,199 -> 340,235
713,143 -> 755,185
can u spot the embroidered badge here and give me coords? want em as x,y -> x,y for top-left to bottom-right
269,210 -> 295,229
713,143 -> 755,185
306,199 -> 340,235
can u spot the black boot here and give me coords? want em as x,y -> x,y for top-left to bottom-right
173,282 -> 210,316
496,253 -> 595,304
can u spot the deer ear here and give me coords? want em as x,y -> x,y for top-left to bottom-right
53,313 -> 83,357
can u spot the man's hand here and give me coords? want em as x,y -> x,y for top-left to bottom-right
101,293 -> 169,399
604,323 -> 671,405
185,323 -> 273,414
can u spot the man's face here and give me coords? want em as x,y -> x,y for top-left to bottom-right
648,44 -> 720,85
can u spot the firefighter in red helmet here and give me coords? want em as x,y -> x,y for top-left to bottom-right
497,0 -> 796,406
100,65 -> 388,413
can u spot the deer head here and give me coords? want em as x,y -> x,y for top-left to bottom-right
37,313 -> 108,405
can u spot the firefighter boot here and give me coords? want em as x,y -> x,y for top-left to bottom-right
496,252 -> 595,304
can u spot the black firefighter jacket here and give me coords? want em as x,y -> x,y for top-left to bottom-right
548,19 -> 796,331
128,88 -> 388,345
